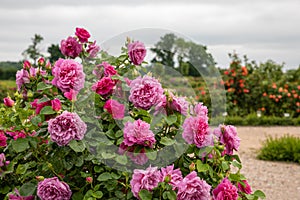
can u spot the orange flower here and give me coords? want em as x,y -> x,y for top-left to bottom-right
296,102 -> 300,107
278,87 -> 283,92
292,90 -> 296,94
287,93 -> 291,97
294,94 -> 298,98
239,83 -> 245,88
201,90 -> 206,95
261,107 -> 266,111
298,85 -> 300,90
272,83 -> 277,89
241,66 -> 248,76
278,95 -> 282,99
275,98 -> 279,102
263,92 -> 267,97
243,89 -> 249,93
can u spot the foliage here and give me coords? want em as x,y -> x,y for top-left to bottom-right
210,114 -> 300,126
47,44 -> 64,63
22,34 -> 44,63
257,135 -> 300,163
0,28 -> 265,199
151,33 -> 216,76
0,80 -> 16,102
0,61 -> 21,80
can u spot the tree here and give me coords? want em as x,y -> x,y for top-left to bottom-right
22,34 -> 44,63
47,44 -> 64,63
151,33 -> 216,76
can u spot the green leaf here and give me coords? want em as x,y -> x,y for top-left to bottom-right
229,173 -> 240,182
39,106 -> 56,115
164,114 -> 177,125
116,155 -> 128,165
101,152 -> 115,159
160,137 -> 175,146
196,160 -> 209,172
0,185 -> 10,194
16,163 -> 29,175
146,150 -> 157,160
19,182 -> 36,196
92,191 -> 103,199
69,140 -> 86,152
221,161 -> 229,171
12,138 -> 29,153
94,166 -> 103,173
37,96 -> 51,103
166,190 -> 177,200
37,82 -> 53,90
253,190 -> 266,199
139,189 -> 152,200
232,160 -> 242,169
30,115 -> 42,126
72,192 -> 84,200
198,146 -> 214,157
97,172 -> 112,181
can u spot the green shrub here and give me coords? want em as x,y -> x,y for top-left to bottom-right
214,115 -> 300,126
257,135 -> 300,163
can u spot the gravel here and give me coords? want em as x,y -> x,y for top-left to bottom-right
236,126 -> 300,200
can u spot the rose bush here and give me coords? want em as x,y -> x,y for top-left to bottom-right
0,27 -> 265,199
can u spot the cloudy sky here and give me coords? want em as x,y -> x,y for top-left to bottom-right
1,0 -> 300,69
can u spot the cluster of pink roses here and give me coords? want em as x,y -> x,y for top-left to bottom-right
60,27 -> 100,58
131,164 -> 251,200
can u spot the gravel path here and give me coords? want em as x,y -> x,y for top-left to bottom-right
236,126 -> 300,200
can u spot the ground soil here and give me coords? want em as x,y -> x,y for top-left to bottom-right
237,126 -> 300,200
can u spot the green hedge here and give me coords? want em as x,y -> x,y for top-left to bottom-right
257,135 -> 300,163
211,114 -> 300,126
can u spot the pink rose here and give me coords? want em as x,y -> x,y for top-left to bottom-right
48,111 -> 87,146
177,171 -> 211,200
64,89 -> 78,101
238,180 -> 252,194
128,41 -> 147,65
213,178 -> 238,200
192,102 -> 208,117
93,62 -> 117,79
6,130 -> 26,140
51,98 -> 61,111
130,166 -> 162,198
3,97 -> 14,107
0,131 -> 7,147
87,41 -> 100,58
118,143 -> 149,165
75,27 -> 90,43
129,75 -> 164,110
91,77 -> 115,97
31,99 -> 51,114
123,119 -> 156,148
160,164 -> 183,189
8,189 -> 34,200
37,177 -> 72,200
52,59 -> 85,93
0,153 -> 10,167
23,60 -> 31,70
170,95 -> 188,116
213,125 -> 240,155
182,115 -> 212,148
38,57 -> 45,66
16,69 -> 30,91
103,99 -> 125,120
60,36 -> 82,58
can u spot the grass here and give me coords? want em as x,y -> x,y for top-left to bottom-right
257,135 -> 300,163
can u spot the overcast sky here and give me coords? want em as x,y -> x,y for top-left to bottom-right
1,0 -> 300,69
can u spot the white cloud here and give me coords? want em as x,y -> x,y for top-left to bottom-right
0,0 -> 299,69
